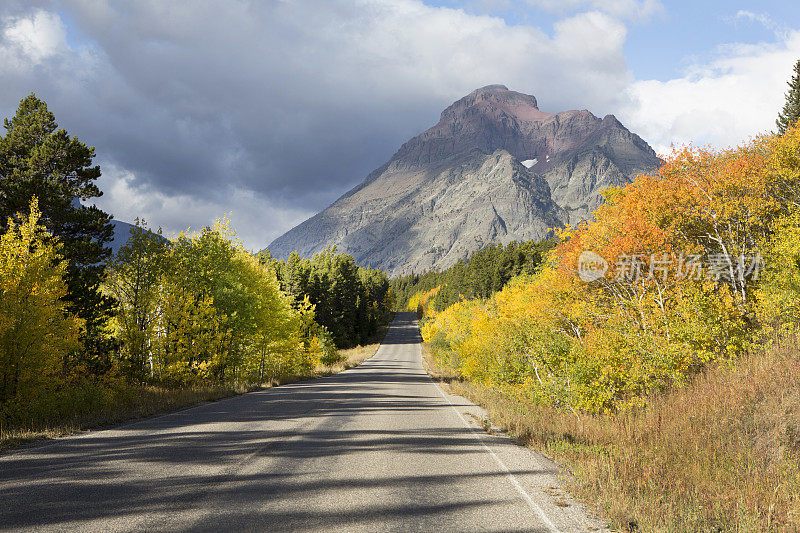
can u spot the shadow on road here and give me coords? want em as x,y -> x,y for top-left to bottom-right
0,311 -> 554,532
379,311 -> 423,345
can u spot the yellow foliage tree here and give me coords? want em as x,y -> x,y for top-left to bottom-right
408,285 -> 440,319
104,221 -> 167,382
142,218 -> 306,386
757,212 -> 800,332
0,198 -> 81,401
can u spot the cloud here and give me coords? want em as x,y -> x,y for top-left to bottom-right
553,11 -> 627,67
733,10 -> 789,39
0,1 -> 634,248
6,1 -> 792,251
526,0 -> 664,22
0,9 -> 67,74
93,163 -> 313,251
620,30 -> 800,155
2,9 -> 65,62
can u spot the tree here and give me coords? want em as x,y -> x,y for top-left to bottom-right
0,198 -> 82,401
268,247 -> 393,348
104,221 -> 168,382
150,219 -> 305,385
777,60 -> 800,135
390,239 -> 554,312
0,94 -> 115,367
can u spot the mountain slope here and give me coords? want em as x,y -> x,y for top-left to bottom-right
269,85 -> 661,276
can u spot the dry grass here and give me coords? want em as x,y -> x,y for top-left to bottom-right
317,323 -> 391,376
264,322 -> 393,387
329,342 -> 380,370
0,385 -> 237,452
424,339 -> 800,532
1,323 -> 393,454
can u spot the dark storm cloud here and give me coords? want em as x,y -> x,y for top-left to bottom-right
46,1 -> 452,206
0,0 -> 635,247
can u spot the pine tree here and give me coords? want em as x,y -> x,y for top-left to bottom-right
777,60 -> 800,135
0,94 -> 115,369
267,247 -> 392,348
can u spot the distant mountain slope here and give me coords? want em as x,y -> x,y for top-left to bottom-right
71,198 -> 138,256
109,219 -> 136,255
108,219 -> 168,256
268,85 -> 661,276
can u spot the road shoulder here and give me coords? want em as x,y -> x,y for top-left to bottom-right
419,341 -> 609,532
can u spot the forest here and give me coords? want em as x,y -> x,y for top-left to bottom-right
390,239 -> 554,314
265,249 -> 393,348
0,95 -> 392,440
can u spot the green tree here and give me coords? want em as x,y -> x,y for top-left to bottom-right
0,198 -> 82,402
152,219 -> 304,385
777,60 -> 800,135
104,221 -> 168,382
268,247 -> 393,348
0,94 -> 114,367
390,238 -> 554,312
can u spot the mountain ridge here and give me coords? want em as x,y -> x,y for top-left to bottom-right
268,85 -> 661,276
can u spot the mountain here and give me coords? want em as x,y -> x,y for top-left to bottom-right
109,219 -> 137,255
268,85 -> 661,276
70,198 -> 136,256
70,198 -> 150,256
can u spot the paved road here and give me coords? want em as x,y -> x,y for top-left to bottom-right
0,312 -> 603,532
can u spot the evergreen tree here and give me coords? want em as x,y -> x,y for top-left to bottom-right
266,247 -> 393,348
390,238 -> 555,312
777,60 -> 800,135
0,94 -> 115,368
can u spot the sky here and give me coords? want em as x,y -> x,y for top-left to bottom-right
0,0 -> 799,250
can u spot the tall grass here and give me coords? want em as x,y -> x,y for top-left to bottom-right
425,339 -> 800,531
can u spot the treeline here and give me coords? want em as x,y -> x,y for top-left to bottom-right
419,126 -> 800,414
262,249 -> 393,348
105,219 -> 338,387
0,94 -> 392,434
390,240 -> 554,314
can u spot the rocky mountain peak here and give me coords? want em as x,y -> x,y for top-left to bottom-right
439,84 -> 551,125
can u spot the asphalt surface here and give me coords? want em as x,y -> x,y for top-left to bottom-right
0,312 -> 604,532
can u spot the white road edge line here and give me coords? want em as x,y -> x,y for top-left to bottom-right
420,343 -> 560,533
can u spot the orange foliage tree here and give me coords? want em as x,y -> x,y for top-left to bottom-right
421,126 -> 800,413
